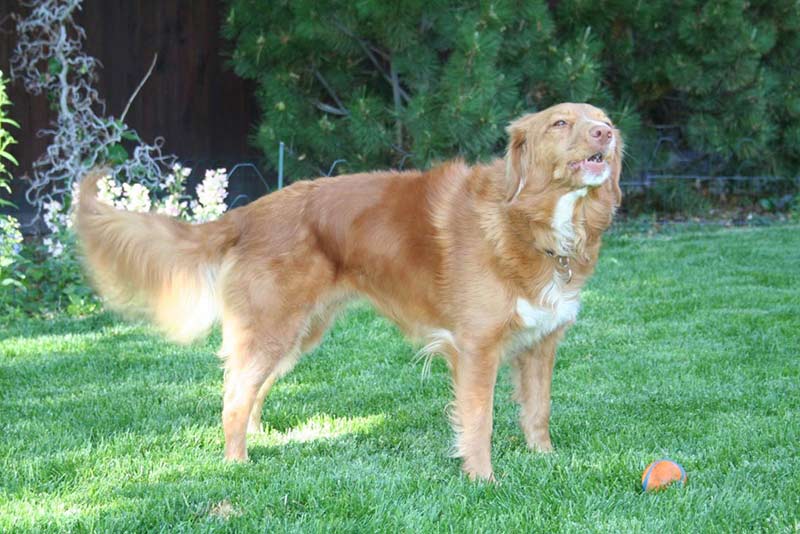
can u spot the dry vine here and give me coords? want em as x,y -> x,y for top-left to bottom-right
9,0 -> 176,223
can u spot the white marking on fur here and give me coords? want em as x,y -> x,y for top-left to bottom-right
506,153 -> 526,201
581,112 -> 615,186
582,113 -> 609,129
508,291 -> 580,358
552,187 -> 587,255
582,164 -> 610,186
415,329 -> 457,378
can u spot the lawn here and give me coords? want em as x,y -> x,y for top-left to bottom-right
1,224 -> 799,532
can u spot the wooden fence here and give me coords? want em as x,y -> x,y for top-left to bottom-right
0,0 -> 263,219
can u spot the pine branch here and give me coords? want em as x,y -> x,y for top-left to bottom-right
390,58 -> 403,151
332,18 -> 410,104
313,67 -> 349,116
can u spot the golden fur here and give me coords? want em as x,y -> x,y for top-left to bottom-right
75,102 -> 622,480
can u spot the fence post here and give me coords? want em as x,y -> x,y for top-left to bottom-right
278,141 -> 284,190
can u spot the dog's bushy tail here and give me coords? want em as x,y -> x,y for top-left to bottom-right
74,168 -> 240,343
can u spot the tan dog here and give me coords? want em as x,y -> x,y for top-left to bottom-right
75,102 -> 622,480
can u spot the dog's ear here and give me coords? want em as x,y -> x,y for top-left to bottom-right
504,122 -> 528,202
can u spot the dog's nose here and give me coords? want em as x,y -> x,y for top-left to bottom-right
589,125 -> 613,148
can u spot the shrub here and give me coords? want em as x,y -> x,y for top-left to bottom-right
224,1 -> 800,185
0,165 -> 231,319
0,70 -> 23,294
4,2 -> 233,319
0,70 -> 17,201
223,0 -> 638,178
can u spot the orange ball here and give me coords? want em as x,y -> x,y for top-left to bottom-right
641,459 -> 687,492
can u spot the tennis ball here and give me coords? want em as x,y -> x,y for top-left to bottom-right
641,459 -> 686,492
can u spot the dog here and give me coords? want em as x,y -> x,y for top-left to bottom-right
75,102 -> 622,480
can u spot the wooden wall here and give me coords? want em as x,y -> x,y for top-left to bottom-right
0,0 -> 265,219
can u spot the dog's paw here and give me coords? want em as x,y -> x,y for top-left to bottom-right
530,440 -> 554,453
462,460 -> 495,482
525,431 -> 554,453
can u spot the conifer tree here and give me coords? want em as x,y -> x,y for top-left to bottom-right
225,0 -> 799,180
555,0 -> 800,176
224,0 -> 610,178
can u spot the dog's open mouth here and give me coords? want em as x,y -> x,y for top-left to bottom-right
569,152 -> 608,175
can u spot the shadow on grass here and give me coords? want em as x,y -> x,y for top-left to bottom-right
0,308 -> 452,461
0,312 -> 118,339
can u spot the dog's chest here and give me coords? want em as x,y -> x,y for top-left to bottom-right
505,187 -> 587,355
507,278 -> 580,356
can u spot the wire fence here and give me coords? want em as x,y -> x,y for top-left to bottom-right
7,134 -> 799,234
619,129 -> 798,194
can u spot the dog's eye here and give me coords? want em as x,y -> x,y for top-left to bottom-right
552,120 -> 568,127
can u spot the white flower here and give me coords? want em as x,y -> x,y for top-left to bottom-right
97,175 -> 122,207
43,236 -> 64,257
0,215 -> 23,266
156,194 -> 188,218
191,168 -> 229,223
42,199 -> 66,234
120,182 -> 152,213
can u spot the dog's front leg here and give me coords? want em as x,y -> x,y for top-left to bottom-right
511,327 -> 566,452
451,338 -> 502,481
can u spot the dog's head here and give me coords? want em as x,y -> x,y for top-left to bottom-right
504,102 -> 623,205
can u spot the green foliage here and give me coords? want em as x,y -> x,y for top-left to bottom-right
224,0 -> 597,177
224,1 -> 800,183
0,215 -> 23,291
0,70 -> 23,293
555,0 -> 800,177
0,70 -> 19,207
0,232 -> 100,320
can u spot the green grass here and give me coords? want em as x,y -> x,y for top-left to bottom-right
1,224 -> 799,532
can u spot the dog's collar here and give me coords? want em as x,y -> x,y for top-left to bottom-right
544,249 -> 573,283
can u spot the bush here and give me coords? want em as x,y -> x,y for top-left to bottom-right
0,70 -> 23,295
0,165 -> 232,320
0,70 -> 17,201
223,0 -> 638,178
224,1 -> 800,184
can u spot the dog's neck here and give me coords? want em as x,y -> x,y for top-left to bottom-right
474,161 -> 615,280
550,187 -> 588,256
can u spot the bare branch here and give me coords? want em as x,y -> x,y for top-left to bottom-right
332,18 -> 410,103
9,0 -> 177,223
315,101 -> 349,116
120,53 -> 158,123
313,67 -> 349,116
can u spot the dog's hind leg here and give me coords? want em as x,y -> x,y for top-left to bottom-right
247,373 -> 278,434
245,298 -> 346,435
220,306 -> 313,461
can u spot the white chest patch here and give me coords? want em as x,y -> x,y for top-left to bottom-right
552,188 -> 587,255
582,165 -> 611,187
507,283 -> 580,358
